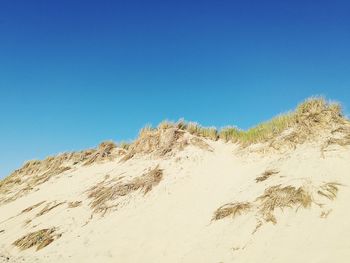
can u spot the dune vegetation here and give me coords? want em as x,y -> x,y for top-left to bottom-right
134,97 -> 344,147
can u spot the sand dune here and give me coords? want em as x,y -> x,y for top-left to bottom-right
1,98 -> 350,262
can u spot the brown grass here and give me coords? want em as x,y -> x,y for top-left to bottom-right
83,141 -> 117,166
67,201 -> 82,208
213,180 -> 341,227
121,126 -> 187,161
21,201 -> 46,213
256,185 -> 312,224
36,202 -> 66,217
212,202 -> 252,221
0,140 -> 123,205
317,182 -> 340,200
88,166 -> 163,214
322,126 -> 350,152
13,228 -> 60,251
256,169 -> 279,183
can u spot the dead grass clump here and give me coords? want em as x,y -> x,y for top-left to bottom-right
256,185 -> 312,224
21,201 -> 46,213
122,126 -> 187,161
67,201 -> 82,208
36,202 -> 66,217
322,126 -> 350,153
318,182 -> 340,200
83,141 -> 117,166
213,202 -> 252,221
88,166 -> 163,214
255,169 -> 279,183
13,228 -> 60,251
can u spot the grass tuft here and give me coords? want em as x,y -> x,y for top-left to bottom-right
13,228 -> 60,251
256,185 -> 312,224
67,201 -> 82,208
255,169 -> 279,183
317,182 -> 341,200
88,166 -> 163,214
21,201 -> 46,213
212,202 -> 252,221
36,201 -> 66,217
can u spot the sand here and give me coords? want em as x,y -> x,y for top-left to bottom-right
1,133 -> 350,262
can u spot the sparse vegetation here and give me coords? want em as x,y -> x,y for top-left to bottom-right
21,201 -> 46,213
67,201 -> 82,208
213,180 -> 341,226
0,140 -> 123,204
36,202 -> 66,217
83,141 -> 117,166
256,185 -> 312,224
318,182 -> 341,200
213,202 -> 252,221
255,169 -> 279,183
88,166 -> 163,214
13,228 -> 60,251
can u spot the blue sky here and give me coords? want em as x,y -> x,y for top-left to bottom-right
0,0 -> 349,178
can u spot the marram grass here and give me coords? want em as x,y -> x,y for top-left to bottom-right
136,97 -> 342,146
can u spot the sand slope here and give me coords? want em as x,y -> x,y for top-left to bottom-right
1,135 -> 350,262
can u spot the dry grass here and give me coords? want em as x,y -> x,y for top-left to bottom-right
121,126 -> 187,161
213,184 -> 315,225
318,182 -> 340,200
21,201 -> 46,213
12,228 -> 60,251
322,126 -> 350,153
121,120 -> 219,161
83,141 -> 117,166
88,166 -> 163,214
0,140 -> 123,205
67,201 -> 82,208
212,202 -> 252,221
255,169 -> 279,183
256,185 -> 312,224
36,201 -> 66,217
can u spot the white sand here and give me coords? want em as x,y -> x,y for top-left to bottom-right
1,138 -> 350,262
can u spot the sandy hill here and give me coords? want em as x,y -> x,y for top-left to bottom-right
1,98 -> 350,263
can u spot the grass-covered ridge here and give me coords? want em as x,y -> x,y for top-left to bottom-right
142,97 -> 344,146
218,97 -> 343,145
0,97 -> 345,187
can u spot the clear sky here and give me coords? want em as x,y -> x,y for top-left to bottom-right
0,0 -> 349,179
